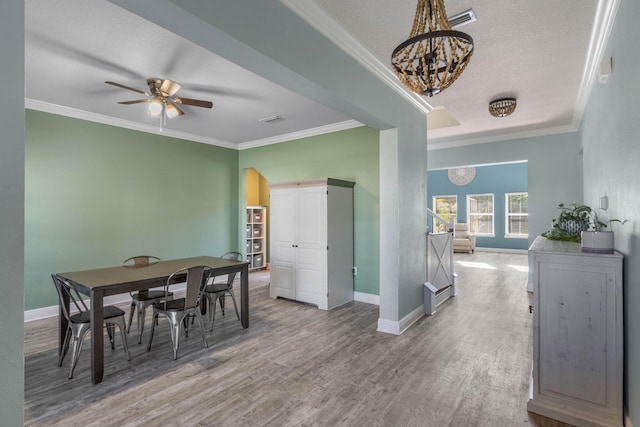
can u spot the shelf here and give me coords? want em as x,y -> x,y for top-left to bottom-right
246,206 -> 267,270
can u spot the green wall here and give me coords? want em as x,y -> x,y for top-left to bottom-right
239,126 -> 380,296
25,110 -> 239,310
580,0 -> 640,420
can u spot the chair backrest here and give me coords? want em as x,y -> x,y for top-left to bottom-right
220,251 -> 243,284
123,255 -> 161,268
454,223 -> 470,239
51,274 -> 88,322
166,265 -> 212,310
221,251 -> 243,262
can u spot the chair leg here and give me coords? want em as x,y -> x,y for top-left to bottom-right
68,326 -> 90,379
136,302 -> 147,344
106,323 -> 116,350
112,316 -> 131,361
147,312 -> 158,351
127,301 -> 136,333
210,295 -> 219,331
219,294 -> 226,315
168,313 -> 184,360
227,289 -> 240,322
193,310 -> 209,349
58,327 -> 72,367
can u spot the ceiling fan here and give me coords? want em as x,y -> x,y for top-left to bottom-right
105,78 -> 213,128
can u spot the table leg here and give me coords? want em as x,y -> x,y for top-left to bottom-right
240,264 -> 249,328
90,289 -> 104,384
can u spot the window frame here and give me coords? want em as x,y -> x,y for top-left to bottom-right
466,193 -> 495,237
505,192 -> 529,239
431,195 -> 457,233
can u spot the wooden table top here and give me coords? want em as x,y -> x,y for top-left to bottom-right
56,256 -> 248,289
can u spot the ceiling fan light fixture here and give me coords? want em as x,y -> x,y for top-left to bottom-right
488,98 -> 517,117
391,0 -> 474,97
148,99 -> 163,117
165,103 -> 180,119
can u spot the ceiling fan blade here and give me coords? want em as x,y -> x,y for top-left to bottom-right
160,79 -> 181,96
105,81 -> 149,95
173,97 -> 213,108
118,99 -> 151,105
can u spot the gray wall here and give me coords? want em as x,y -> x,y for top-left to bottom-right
0,1 -> 24,424
579,0 -> 640,421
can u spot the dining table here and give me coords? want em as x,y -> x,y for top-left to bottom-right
54,255 -> 250,384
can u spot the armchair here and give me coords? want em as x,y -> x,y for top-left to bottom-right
453,223 -> 476,253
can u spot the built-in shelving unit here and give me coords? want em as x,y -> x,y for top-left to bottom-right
246,206 -> 266,270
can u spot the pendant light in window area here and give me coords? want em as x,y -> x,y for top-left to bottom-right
391,0 -> 474,97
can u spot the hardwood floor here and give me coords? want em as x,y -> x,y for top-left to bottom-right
24,252 -> 571,426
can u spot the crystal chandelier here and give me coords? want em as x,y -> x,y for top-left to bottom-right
391,0 -> 474,97
488,98 -> 517,117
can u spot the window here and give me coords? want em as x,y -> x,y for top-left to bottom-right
506,192 -> 528,238
467,194 -> 494,235
432,195 -> 457,232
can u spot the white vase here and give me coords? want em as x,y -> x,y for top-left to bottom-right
581,230 -> 614,254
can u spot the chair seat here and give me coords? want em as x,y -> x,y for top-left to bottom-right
204,283 -> 230,293
153,298 -> 187,311
69,306 -> 126,324
132,290 -> 173,302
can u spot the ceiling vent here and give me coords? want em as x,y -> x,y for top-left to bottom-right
259,115 -> 284,124
448,9 -> 477,29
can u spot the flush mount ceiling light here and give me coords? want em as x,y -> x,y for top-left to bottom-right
391,0 -> 474,97
488,98 -> 517,117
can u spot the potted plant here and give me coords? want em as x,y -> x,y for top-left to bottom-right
581,213 -> 627,254
542,202 -> 626,253
542,203 -> 592,243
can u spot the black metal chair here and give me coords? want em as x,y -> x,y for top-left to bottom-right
51,274 -> 131,379
147,265 -> 212,359
123,255 -> 174,344
202,251 -> 242,330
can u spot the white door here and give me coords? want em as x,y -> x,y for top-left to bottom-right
269,188 -> 296,299
294,186 -> 327,306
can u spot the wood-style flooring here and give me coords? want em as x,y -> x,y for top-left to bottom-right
24,252 -> 570,426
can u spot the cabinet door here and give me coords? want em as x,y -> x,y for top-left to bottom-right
269,189 -> 296,299
294,186 -> 326,306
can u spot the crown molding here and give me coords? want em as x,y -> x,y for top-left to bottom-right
238,120 -> 363,150
281,0 -> 432,115
427,123 -> 578,151
25,98 -> 238,149
570,0 -> 621,130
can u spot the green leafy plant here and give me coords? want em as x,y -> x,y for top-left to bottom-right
542,202 -> 627,242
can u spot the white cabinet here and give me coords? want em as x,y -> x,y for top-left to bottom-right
269,178 -> 354,310
246,206 -> 266,270
528,236 -> 623,427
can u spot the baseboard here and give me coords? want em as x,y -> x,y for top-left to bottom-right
354,291 -> 379,305
24,284 -> 185,323
377,304 -> 425,335
475,247 -> 528,254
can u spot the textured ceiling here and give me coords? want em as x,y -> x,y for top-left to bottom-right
25,0 -> 605,149
312,0 -> 601,146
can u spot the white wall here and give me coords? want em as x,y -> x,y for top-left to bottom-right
579,0 -> 640,421
0,0 -> 25,424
